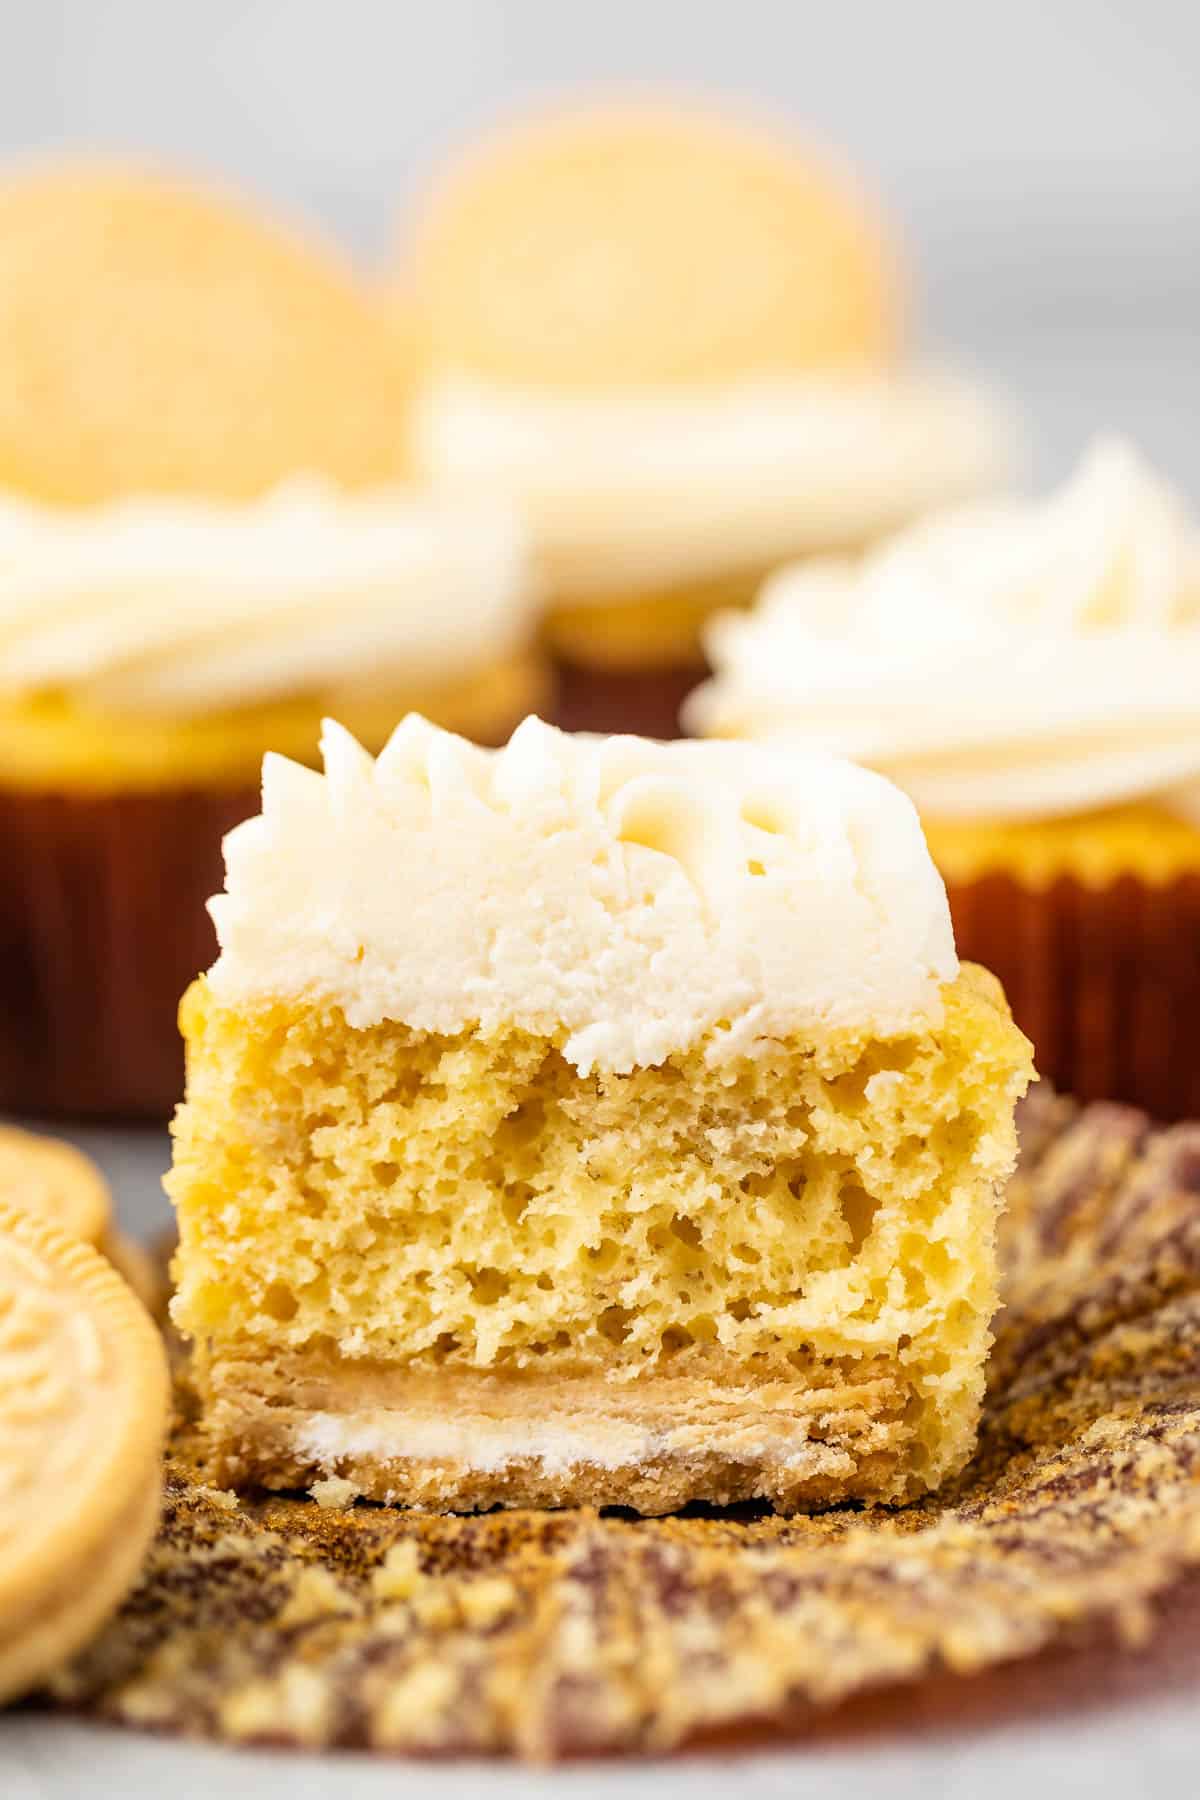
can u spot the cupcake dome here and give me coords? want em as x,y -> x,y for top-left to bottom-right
0,159 -> 411,503
405,101 -> 902,387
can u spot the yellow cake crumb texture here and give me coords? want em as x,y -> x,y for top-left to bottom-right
924,802 -> 1200,889
0,1122 -> 165,1314
169,964 -> 1032,1499
405,101 -> 901,386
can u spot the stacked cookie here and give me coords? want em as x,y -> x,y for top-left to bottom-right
0,1131 -> 169,1703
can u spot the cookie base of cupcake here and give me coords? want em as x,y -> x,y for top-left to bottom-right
192,1349 -> 935,1516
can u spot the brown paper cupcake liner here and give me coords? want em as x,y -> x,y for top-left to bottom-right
0,785 -> 257,1120
41,1089 -> 1200,1759
551,654 -> 705,738
945,870 -> 1200,1121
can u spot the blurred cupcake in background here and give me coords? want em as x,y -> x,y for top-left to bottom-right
400,97 -> 1014,736
0,161 -> 543,1119
686,437 -> 1200,1119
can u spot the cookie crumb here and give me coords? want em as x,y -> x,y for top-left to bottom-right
309,1475 -> 359,1509
276,1565 -> 352,1629
371,1540 -> 423,1601
195,1483 -> 239,1512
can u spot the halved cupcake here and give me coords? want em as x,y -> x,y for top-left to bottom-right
169,717 -> 1032,1513
399,98 -> 1014,737
687,437 -> 1200,1117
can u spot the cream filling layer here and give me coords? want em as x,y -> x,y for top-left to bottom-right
297,1412 -> 658,1476
293,1409 -> 863,1477
413,364 -> 1015,600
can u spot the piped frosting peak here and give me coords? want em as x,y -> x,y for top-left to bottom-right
687,438 -> 1200,822
208,715 -> 957,1070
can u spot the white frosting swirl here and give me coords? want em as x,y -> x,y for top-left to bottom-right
0,481 -> 535,716
209,715 -> 957,1071
686,438 -> 1200,822
413,364 -> 1015,599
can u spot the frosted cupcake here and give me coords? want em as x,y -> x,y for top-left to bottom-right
400,100 -> 1013,737
0,482 -> 540,1119
170,716 -> 1031,1512
686,438 -> 1200,1118
0,158 -> 544,1118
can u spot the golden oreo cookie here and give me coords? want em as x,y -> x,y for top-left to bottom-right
0,1124 -> 110,1247
0,1123 -> 164,1316
0,158 -> 411,503
0,1200 -> 168,1704
406,101 -> 901,386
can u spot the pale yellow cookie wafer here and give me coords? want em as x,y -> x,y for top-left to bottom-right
0,158 -> 412,503
0,1123 -> 111,1248
0,1200 -> 168,1704
406,101 -> 901,386
0,1123 -> 166,1315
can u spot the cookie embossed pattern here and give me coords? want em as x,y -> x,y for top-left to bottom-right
0,1201 -> 169,1703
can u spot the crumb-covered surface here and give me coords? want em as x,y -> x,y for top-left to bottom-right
44,1089 -> 1200,1759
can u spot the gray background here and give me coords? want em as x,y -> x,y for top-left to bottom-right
3,2 -> 1200,1790
0,0 -> 1198,485
1,0 -> 1198,485
1,0 -> 1196,329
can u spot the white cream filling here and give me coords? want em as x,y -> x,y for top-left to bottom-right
296,1412 -> 654,1477
293,1411 -> 853,1478
413,364 -> 1016,599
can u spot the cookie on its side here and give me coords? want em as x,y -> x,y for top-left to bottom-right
0,157 -> 411,502
0,1122 -> 163,1313
0,1201 -> 169,1704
